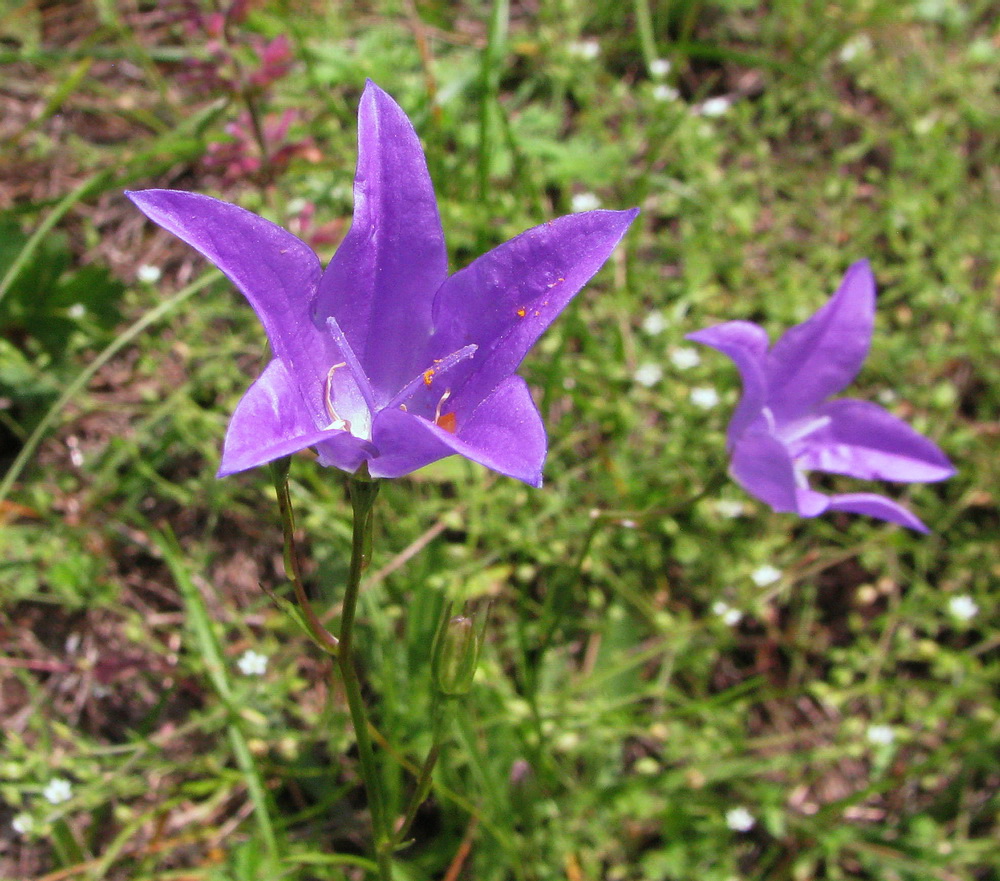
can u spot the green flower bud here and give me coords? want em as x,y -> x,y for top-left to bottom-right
433,615 -> 481,696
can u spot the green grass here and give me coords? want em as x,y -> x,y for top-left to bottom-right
1,1 -> 997,879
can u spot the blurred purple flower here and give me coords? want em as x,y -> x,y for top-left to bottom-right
128,81 -> 637,486
687,260 -> 954,531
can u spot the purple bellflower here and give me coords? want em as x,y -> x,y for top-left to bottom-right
127,82 -> 637,487
687,260 -> 955,532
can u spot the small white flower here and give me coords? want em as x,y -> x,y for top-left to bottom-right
641,311 -> 668,335
689,387 -> 720,409
751,564 -> 781,587
877,388 -> 898,405
725,806 -> 755,832
670,347 -> 701,370
43,778 -> 73,805
948,595 -> 979,622
67,303 -> 86,320
649,58 -> 672,78
12,813 -> 34,835
652,84 -> 679,102
699,96 -> 731,117
866,724 -> 895,746
137,264 -> 162,284
634,363 -> 664,388
712,601 -> 743,627
570,192 -> 601,213
838,34 -> 872,63
715,499 -> 746,519
236,649 -> 269,676
567,39 -> 600,61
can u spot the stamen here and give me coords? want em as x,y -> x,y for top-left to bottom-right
434,390 -> 456,433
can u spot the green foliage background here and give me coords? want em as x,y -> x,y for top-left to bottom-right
0,0 -> 996,879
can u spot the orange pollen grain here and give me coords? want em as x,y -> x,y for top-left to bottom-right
436,412 -> 457,433
423,368 -> 436,385
516,307 -> 526,318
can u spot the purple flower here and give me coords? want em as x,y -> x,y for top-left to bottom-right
687,260 -> 955,532
128,81 -> 637,486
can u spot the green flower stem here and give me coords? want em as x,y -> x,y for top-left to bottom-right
633,0 -> 659,73
270,460 -> 340,656
338,475 -> 393,881
395,697 -> 448,847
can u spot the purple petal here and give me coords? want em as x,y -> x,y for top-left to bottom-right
793,399 -> 956,483
369,375 -> 546,486
314,81 -> 448,405
220,359 -> 371,476
729,428 -> 799,513
686,320 -> 769,447
825,492 -> 931,533
126,190 -> 328,387
766,260 -> 875,419
429,208 -> 638,411
313,432 -> 379,474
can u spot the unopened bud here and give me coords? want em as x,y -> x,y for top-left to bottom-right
433,615 -> 481,696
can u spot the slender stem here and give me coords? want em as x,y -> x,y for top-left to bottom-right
270,461 -> 339,655
395,698 -> 448,846
338,475 -> 393,880
633,0 -> 659,73
477,0 -> 510,203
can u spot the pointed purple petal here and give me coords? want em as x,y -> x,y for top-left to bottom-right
313,432 -> 378,474
686,320 -> 769,447
430,208 -> 638,411
793,399 -> 956,482
126,190 -> 328,384
729,428 -> 800,513
219,359 -> 369,476
314,81 -> 448,405
766,260 -> 875,418
369,375 -> 546,486
825,492 -> 931,533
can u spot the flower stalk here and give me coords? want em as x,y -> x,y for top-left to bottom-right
270,459 -> 339,655
337,474 -> 393,880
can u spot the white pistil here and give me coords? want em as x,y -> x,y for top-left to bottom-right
324,362 -> 352,432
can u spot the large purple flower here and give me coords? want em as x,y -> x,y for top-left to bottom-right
128,82 -> 637,486
687,260 -> 955,532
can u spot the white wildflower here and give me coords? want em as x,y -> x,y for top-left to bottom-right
43,778 -> 72,805
725,806 -> 755,832
715,499 -> 746,519
567,39 -> 600,61
649,58 -> 672,78
948,595 -> 979,622
838,34 -> 872,63
12,813 -> 34,835
236,649 -> 269,676
689,386 -> 719,409
570,192 -> 601,213
699,96 -> 731,117
711,601 -> 743,627
137,264 -> 162,284
67,303 -> 86,319
866,724 -> 895,746
670,347 -> 701,370
634,363 -> 663,388
642,311 -> 668,336
652,84 -> 680,102
751,564 -> 781,587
